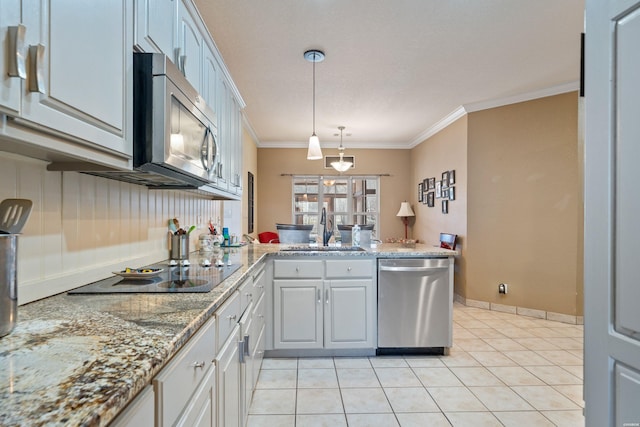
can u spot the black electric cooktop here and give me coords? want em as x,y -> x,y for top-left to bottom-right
68,256 -> 242,295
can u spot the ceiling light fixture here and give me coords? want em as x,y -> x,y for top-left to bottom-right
331,126 -> 353,172
304,49 -> 325,160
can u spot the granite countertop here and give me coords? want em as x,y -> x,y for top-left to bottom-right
0,243 -> 456,426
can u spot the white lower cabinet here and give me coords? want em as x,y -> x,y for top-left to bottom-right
153,316 -> 216,426
216,324 -> 241,427
110,385 -> 154,427
272,258 -> 376,350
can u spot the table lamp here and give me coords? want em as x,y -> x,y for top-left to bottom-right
396,201 -> 415,239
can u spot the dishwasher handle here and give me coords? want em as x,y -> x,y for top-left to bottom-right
379,265 -> 448,273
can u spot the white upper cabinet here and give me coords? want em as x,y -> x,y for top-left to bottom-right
134,0 -> 176,55
18,0 -> 132,160
177,0 -> 203,95
0,0 -> 24,115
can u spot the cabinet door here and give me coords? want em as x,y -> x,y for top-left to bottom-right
273,279 -> 323,349
216,326 -> 241,427
176,365 -> 216,427
214,77 -> 229,190
324,279 -> 375,349
110,385 -> 155,427
134,0 -> 176,55
177,0 -> 202,94
229,95 -> 242,194
21,0 -> 132,157
0,0 -> 23,115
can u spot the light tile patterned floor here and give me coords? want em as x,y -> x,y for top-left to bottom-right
248,302 -> 584,427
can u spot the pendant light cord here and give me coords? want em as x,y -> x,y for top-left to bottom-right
312,53 -> 316,135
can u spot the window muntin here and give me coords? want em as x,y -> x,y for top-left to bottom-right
292,175 -> 379,241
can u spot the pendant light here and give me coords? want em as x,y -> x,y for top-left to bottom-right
331,126 -> 353,172
304,50 -> 324,160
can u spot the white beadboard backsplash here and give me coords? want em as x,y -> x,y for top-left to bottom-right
0,152 -> 222,304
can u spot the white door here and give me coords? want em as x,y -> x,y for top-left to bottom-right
324,279 -> 373,349
0,0 -> 23,115
217,327 -> 241,427
177,0 -> 202,93
273,280 -> 323,349
585,1 -> 640,425
21,0 -> 132,157
134,0 -> 176,55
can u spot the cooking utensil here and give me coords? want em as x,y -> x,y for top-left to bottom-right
0,199 -> 33,234
172,218 -> 180,231
187,225 -> 196,234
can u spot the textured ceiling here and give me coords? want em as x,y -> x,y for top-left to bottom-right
194,0 -> 584,149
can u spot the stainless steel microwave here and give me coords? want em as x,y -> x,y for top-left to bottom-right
88,53 -> 229,197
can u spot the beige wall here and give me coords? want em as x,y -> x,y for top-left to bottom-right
256,148 -> 412,240
466,92 -> 582,315
410,116 -> 468,297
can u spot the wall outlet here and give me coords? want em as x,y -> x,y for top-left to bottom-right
498,283 -> 508,294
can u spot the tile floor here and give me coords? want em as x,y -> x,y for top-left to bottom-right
247,302 -> 585,427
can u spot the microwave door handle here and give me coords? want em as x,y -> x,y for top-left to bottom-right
201,126 -> 211,173
210,132 -> 218,175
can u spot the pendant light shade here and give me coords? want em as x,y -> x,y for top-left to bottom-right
305,50 -> 324,160
307,133 -> 322,160
331,126 -> 353,172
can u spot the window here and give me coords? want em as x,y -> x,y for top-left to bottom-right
292,175 -> 380,240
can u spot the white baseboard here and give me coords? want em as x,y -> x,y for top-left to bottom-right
454,293 -> 580,325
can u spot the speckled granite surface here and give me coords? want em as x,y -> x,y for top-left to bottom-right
0,243 -> 455,426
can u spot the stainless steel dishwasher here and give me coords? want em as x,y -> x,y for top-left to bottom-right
377,257 -> 452,355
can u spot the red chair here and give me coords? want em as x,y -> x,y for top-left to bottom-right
258,231 -> 280,243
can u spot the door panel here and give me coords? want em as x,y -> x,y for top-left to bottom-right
273,280 -> 322,349
585,1 -> 640,425
325,280 -> 371,348
614,7 -> 640,337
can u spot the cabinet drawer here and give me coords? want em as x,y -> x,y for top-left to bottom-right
216,291 -> 241,352
274,259 -> 323,278
252,266 -> 266,300
238,276 -> 253,315
154,317 -> 216,426
325,259 -> 373,278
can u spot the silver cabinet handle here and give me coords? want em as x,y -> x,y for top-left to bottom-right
347,267 -> 352,272
317,289 -> 321,303
238,340 -> 245,364
28,44 -> 46,93
245,292 -> 252,297
295,266 -> 299,272
325,289 -> 329,304
257,285 -> 264,289
227,314 -> 237,321
179,54 -> 187,74
258,314 -> 264,319
243,334 -> 250,356
7,25 -> 26,79
192,361 -> 205,369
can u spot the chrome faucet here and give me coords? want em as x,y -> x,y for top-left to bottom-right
319,207 -> 332,246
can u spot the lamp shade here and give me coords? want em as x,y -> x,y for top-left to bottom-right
307,134 -> 323,159
396,201 -> 415,217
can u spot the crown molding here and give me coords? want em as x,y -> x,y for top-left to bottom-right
462,81 -> 579,113
254,81 -> 581,149
407,106 -> 467,148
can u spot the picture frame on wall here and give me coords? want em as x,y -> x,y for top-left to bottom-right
448,170 -> 456,186
418,182 -> 424,202
423,190 -> 428,204
428,177 -> 436,189
442,171 -> 449,188
435,181 -> 442,198
427,191 -> 434,207
423,178 -> 429,190
442,188 -> 449,199
449,186 -> 455,201
442,199 -> 448,214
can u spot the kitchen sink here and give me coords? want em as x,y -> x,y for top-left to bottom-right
280,246 -> 367,252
